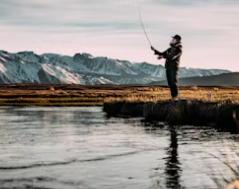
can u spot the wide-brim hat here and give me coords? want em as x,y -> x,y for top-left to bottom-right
172,35 -> 181,41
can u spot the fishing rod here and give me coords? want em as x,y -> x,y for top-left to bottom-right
138,8 -> 152,47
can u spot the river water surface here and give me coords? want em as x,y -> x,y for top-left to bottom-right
0,107 -> 238,189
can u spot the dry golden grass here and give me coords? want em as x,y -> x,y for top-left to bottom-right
0,84 -> 238,106
190,85 -> 198,91
105,89 -> 239,103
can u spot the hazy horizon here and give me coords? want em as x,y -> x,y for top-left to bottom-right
0,0 -> 239,71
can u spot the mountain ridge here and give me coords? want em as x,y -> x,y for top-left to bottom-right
0,50 -> 231,85
150,72 -> 239,86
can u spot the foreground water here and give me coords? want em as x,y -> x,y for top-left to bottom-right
0,107 -> 238,189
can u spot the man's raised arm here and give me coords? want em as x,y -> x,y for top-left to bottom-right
163,46 -> 182,60
151,46 -> 164,56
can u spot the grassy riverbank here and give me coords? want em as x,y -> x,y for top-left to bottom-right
0,84 -> 238,106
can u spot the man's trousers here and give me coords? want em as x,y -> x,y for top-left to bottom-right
166,69 -> 179,98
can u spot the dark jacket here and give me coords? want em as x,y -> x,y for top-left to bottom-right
154,43 -> 183,70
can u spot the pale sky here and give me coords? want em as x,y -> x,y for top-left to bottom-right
0,0 -> 239,71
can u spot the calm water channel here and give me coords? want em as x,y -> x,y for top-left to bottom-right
0,107 -> 238,189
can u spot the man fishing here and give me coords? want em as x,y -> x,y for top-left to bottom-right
151,35 -> 183,99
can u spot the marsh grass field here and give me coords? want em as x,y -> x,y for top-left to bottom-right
0,84 -> 239,106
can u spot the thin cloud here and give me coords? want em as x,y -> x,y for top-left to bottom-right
0,0 -> 238,71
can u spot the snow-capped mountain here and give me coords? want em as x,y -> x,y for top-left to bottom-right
0,50 -> 231,85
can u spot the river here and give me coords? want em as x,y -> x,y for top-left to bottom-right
0,107 -> 238,189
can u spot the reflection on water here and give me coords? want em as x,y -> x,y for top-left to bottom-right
0,107 -> 238,189
165,127 -> 182,189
